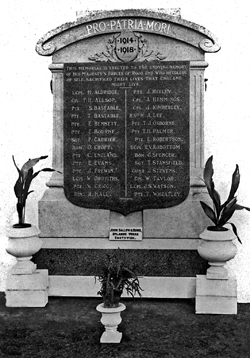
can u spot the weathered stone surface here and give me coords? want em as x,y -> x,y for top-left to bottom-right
143,194 -> 210,238
39,188 -> 110,237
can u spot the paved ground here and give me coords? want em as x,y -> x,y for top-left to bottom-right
0,293 -> 249,357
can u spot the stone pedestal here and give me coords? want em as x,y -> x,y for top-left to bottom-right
96,303 -> 126,343
197,229 -> 237,280
195,275 -> 237,314
5,269 -> 49,307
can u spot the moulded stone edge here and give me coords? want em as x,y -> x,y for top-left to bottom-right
35,9 -> 220,56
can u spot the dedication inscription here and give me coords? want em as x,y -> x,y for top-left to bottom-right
64,61 -> 189,214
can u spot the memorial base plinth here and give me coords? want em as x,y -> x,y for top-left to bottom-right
195,275 -> 237,315
5,269 -> 49,307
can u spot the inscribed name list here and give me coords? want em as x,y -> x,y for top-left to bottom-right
64,61 -> 190,215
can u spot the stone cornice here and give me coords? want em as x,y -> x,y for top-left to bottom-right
36,9 -> 220,56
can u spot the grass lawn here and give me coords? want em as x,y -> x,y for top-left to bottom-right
0,294 -> 249,357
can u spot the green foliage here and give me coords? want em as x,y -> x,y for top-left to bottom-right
200,155 -> 250,243
96,249 -> 143,308
12,155 -> 59,227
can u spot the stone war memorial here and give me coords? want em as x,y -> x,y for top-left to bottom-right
7,9 -> 239,314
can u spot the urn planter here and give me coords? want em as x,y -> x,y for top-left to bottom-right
198,228 -> 237,280
6,225 -> 42,274
96,302 -> 126,343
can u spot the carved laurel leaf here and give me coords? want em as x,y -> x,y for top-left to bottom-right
89,52 -> 116,62
89,34 -> 121,62
89,32 -> 166,63
134,33 -> 166,62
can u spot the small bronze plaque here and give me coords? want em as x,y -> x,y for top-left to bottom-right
109,227 -> 142,241
64,61 -> 189,215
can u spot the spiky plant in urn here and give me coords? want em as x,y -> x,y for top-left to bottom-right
198,155 -> 250,279
6,155 -> 59,274
96,249 -> 142,343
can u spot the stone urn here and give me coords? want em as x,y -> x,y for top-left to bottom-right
6,225 -> 42,274
96,302 -> 126,343
198,228 -> 237,280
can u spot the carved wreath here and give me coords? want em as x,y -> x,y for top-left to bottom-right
89,32 -> 166,62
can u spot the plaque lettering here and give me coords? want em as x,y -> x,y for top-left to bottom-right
64,61 -> 190,214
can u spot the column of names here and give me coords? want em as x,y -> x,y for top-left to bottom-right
64,61 -> 190,214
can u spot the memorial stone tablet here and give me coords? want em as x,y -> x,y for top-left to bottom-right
36,10 -> 220,297
64,60 -> 189,215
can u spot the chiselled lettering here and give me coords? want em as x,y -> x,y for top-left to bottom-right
64,61 -> 189,214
